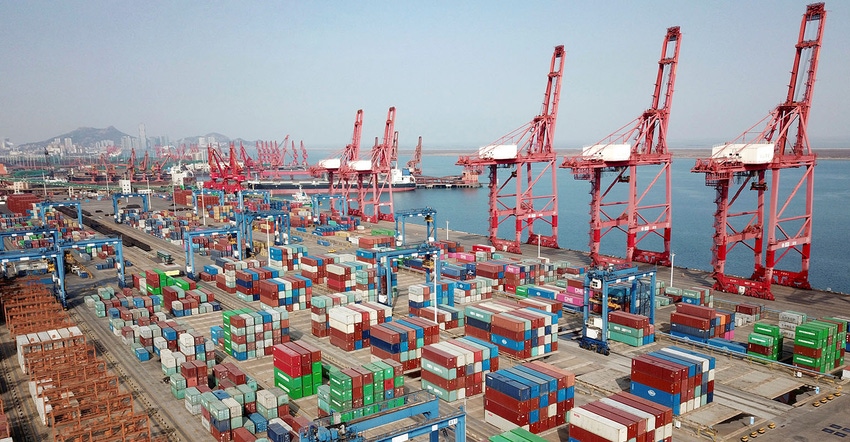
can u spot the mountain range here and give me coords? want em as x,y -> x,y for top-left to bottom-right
17,126 -> 130,150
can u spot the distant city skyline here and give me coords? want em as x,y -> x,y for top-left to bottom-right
1,2 -> 848,150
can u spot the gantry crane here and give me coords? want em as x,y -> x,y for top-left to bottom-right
561,27 -> 681,267
204,143 -> 247,193
406,136 -> 423,176
457,45 -> 565,253
356,107 -> 398,223
313,109 -> 364,216
691,3 -> 826,300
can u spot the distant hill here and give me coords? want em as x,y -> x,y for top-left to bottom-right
18,126 -> 130,150
176,133 -> 232,146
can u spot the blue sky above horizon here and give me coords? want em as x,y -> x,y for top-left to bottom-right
1,1 -> 848,150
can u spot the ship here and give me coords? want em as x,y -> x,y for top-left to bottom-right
244,167 -> 416,195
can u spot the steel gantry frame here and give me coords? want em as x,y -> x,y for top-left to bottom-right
238,209 -> 291,248
112,193 -> 150,223
691,4 -> 825,299
312,109 -> 363,215
192,188 -> 226,215
394,207 -> 437,247
0,228 -> 60,251
37,201 -> 83,227
580,265 -> 657,355
561,27 -> 680,267
0,235 -> 126,308
457,45 -> 565,254
311,194 -> 347,221
349,107 -> 398,223
299,390 -> 465,442
237,189 -> 271,213
184,227 -> 243,279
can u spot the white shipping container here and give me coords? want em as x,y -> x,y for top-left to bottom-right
318,158 -> 341,169
478,144 -> 518,160
570,407 -> 628,442
582,143 -> 632,161
604,399 -> 655,430
711,143 -> 774,164
484,409 -> 530,432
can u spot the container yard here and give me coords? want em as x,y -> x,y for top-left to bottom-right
0,186 -> 845,442
1,3 -> 847,442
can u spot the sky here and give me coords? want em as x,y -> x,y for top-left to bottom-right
1,1 -> 848,151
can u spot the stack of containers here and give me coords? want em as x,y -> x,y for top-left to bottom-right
669,304 -> 734,343
734,304 -> 763,327
357,235 -> 394,248
464,301 -> 559,359
518,297 -> 563,321
318,359 -> 404,422
222,308 -> 291,360
452,278 -> 494,304
354,268 -> 378,301
268,245 -> 305,271
778,311 -> 807,340
489,428 -> 548,442
273,341 -> 322,399
327,261 -> 368,293
408,282 -> 457,309
629,346 -> 716,416
793,319 -> 845,373
568,391 -> 673,442
234,265 -> 281,302
474,261 -> 506,291
484,361 -> 575,434
421,336 -> 500,402
255,387 -> 291,422
257,275 -> 313,311
158,328 -> 217,374
410,305 -> 464,330
678,287 -> 712,306
310,293 -> 357,337
747,322 -> 783,360
327,302 -> 392,351
607,311 -> 654,347
215,259 -> 246,294
301,255 -> 334,285
162,285 -> 218,317
370,317 -> 440,372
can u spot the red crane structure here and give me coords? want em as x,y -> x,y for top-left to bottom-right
357,107 -> 398,223
691,3 -> 825,300
407,136 -> 423,176
560,27 -> 681,266
311,109 -> 364,214
204,143 -> 247,193
456,45 -> 565,253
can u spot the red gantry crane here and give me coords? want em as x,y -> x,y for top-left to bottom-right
311,109 -> 364,215
361,107 -> 398,223
407,136 -> 423,176
457,45 -> 565,253
340,107 -> 398,223
691,3 -> 825,300
561,27 -> 681,266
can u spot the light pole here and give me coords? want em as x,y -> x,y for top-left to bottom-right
670,252 -> 675,288
446,220 -> 449,241
266,216 -> 272,256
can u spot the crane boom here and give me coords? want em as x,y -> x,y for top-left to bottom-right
691,3 -> 825,299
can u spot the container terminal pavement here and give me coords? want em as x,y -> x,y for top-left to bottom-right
0,194 -> 847,442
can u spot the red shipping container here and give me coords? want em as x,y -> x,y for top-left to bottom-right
670,312 -> 711,330
675,303 -> 716,319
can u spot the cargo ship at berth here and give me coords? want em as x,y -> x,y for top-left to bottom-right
244,167 -> 417,195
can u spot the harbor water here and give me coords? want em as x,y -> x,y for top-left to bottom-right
386,154 -> 850,295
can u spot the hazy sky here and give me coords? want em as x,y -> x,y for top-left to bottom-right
1,1 -> 848,150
